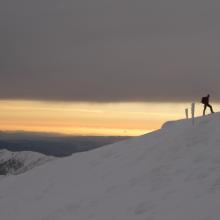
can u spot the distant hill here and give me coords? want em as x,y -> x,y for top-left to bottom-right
0,149 -> 54,177
0,131 -> 130,157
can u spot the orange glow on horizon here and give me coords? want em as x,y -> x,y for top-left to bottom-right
0,100 -> 214,136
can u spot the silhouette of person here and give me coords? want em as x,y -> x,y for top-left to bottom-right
201,94 -> 214,116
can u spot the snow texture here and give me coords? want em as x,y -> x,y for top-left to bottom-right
0,113 -> 220,219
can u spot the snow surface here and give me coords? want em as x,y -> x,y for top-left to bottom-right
0,113 -> 220,219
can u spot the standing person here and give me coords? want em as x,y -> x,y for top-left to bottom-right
201,94 -> 214,115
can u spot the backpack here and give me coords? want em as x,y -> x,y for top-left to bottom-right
201,97 -> 206,104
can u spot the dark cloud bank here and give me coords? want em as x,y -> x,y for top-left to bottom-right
1,0 -> 220,102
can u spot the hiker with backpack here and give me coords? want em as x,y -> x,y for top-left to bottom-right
201,94 -> 214,116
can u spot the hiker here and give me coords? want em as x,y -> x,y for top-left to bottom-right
201,94 -> 214,116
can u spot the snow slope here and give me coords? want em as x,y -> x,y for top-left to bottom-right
0,113 -> 220,219
0,149 -> 54,176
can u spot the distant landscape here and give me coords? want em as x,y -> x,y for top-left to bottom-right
0,131 -> 130,157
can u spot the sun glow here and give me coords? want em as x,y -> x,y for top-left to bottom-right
0,100 -> 216,136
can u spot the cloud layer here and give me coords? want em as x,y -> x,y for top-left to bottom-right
1,0 -> 220,102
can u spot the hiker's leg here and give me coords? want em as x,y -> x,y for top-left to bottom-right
203,105 -> 207,115
207,104 -> 214,113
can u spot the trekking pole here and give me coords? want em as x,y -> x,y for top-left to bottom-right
185,108 -> 189,119
191,103 -> 195,125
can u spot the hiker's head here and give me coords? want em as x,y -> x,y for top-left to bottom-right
207,94 -> 210,98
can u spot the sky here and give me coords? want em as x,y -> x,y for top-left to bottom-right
1,0 -> 220,135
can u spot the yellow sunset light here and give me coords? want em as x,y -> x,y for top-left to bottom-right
0,100 -> 217,136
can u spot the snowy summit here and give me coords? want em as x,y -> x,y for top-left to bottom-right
0,113 -> 220,219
